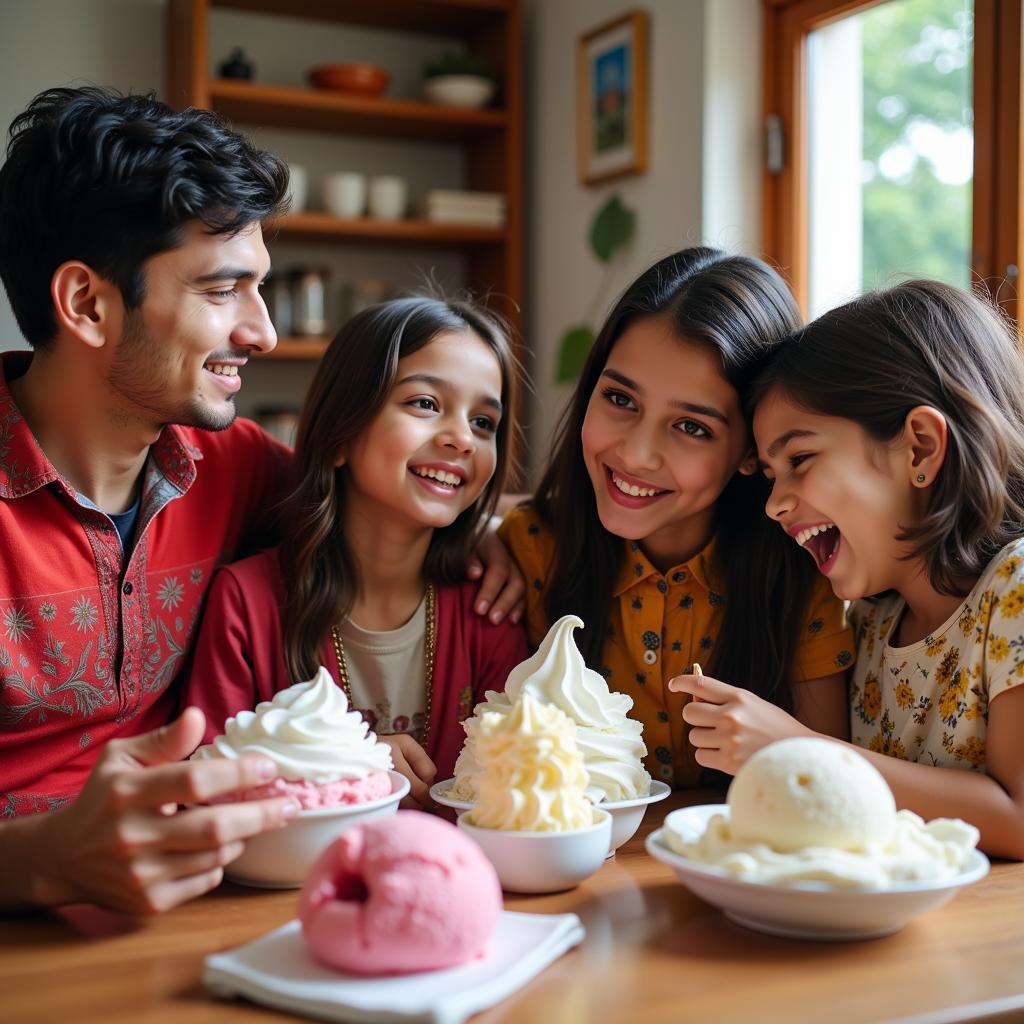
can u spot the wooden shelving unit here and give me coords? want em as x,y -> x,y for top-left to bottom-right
166,0 -> 523,337
272,211 -> 506,247
258,338 -> 329,360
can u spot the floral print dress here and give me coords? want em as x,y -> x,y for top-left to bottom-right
849,537 -> 1024,769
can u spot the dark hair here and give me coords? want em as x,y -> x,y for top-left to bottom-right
753,279 -> 1024,596
0,86 -> 289,350
282,296 -> 520,681
534,246 -> 814,711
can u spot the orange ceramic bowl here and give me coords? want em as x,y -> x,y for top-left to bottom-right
308,63 -> 391,96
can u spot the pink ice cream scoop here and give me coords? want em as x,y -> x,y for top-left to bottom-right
299,810 -> 502,975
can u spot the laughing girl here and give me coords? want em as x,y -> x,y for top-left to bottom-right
680,280 -> 1024,857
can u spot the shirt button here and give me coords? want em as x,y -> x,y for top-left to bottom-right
673,570 -> 687,583
122,581 -> 133,595
643,649 -> 657,665
658,764 -> 673,780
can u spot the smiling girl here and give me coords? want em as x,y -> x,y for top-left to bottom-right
677,280 -> 1024,857
185,297 -> 528,806
501,248 -> 853,789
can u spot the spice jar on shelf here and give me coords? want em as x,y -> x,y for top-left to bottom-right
265,272 -> 293,337
292,267 -> 329,337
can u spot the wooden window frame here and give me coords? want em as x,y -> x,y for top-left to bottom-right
762,0 -> 1023,321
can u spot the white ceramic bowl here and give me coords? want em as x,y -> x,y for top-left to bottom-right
226,770 -> 410,889
458,808 -> 611,894
646,804 -> 990,941
604,781 -> 672,854
431,778 -> 670,857
422,74 -> 495,109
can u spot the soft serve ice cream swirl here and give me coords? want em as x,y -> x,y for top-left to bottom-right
452,615 -> 651,803
192,666 -> 393,783
465,693 -> 594,832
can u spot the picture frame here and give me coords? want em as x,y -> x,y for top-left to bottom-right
577,10 -> 649,186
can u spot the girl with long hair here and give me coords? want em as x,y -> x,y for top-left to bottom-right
678,280 -> 1024,857
500,247 -> 853,790
186,296 -> 527,806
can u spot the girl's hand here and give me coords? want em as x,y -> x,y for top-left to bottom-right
467,518 -> 525,625
380,735 -> 437,809
668,673 -> 811,776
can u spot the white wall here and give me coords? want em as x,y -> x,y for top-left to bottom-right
522,0 -> 762,479
0,0 -> 167,350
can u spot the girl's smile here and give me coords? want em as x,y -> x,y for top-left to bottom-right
342,329 -> 502,536
754,388 -> 923,601
580,316 -> 755,570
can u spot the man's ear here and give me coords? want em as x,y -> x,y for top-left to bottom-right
51,261 -> 120,350
903,405 -> 948,488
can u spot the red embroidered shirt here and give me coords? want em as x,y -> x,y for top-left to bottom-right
0,353 -> 290,815
183,549 -> 530,782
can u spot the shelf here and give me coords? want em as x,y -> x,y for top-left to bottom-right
209,80 -> 506,140
260,338 -> 329,359
212,0 -> 509,35
272,211 -> 506,246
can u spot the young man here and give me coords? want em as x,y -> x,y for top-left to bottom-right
0,86 -> 302,913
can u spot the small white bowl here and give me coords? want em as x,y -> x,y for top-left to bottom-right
457,808 -> 611,894
226,770 -> 410,889
431,778 -> 670,856
429,778 -> 472,811
603,781 -> 672,855
646,804 -> 990,941
422,74 -> 496,109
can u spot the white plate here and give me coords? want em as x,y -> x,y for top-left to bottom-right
430,778 -> 472,811
646,804 -> 990,941
204,910 -> 584,1024
430,778 -> 671,856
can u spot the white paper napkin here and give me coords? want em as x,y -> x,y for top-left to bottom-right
203,909 -> 584,1024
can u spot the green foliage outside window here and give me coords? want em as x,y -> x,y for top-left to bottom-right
860,0 -> 973,290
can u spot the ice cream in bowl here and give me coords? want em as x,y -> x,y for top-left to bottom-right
190,667 -> 409,888
433,615 -> 669,853
456,692 -> 611,893
646,736 -> 988,939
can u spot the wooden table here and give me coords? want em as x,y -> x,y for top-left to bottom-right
4,792 -> 1024,1024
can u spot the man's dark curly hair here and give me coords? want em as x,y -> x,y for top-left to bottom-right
0,86 -> 289,350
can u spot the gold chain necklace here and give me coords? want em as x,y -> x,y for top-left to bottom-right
330,584 -> 436,748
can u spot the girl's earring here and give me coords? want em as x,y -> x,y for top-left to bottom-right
916,473 -> 926,484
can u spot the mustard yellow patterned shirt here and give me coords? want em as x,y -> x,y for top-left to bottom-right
849,538 -> 1024,770
499,505 -> 854,788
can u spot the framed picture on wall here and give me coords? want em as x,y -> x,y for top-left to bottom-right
577,9 -> 648,186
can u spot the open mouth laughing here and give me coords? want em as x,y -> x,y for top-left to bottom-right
791,521 -> 842,573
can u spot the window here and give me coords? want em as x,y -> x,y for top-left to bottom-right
763,0 -> 1022,321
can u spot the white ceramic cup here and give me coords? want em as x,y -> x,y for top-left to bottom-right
368,175 -> 408,220
286,164 -> 308,213
323,172 -> 367,219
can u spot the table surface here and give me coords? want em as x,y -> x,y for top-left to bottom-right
4,792 -> 1024,1024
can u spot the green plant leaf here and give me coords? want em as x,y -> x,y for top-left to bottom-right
556,325 -> 596,383
589,194 -> 636,263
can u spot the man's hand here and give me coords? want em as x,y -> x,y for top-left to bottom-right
5,707 -> 298,915
668,673 -> 810,776
380,734 -> 437,809
467,518 -> 525,625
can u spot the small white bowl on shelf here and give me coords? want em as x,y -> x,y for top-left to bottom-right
458,808 -> 611,894
422,74 -> 496,109
646,804 -> 990,941
226,770 -> 410,889
430,777 -> 670,856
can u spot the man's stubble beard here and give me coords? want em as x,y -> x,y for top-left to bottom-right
108,311 -> 238,433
